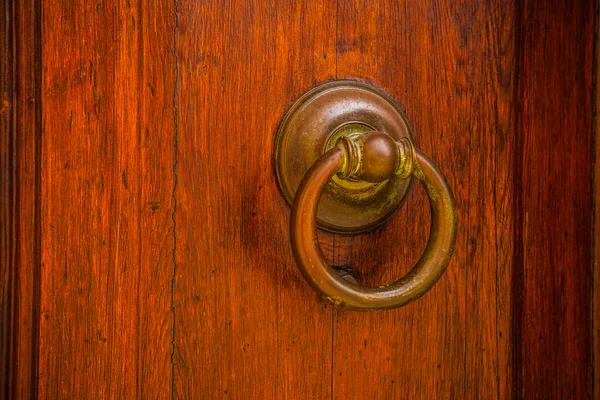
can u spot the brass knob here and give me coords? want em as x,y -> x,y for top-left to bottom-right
289,131 -> 457,310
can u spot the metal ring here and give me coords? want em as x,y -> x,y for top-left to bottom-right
290,144 -> 457,310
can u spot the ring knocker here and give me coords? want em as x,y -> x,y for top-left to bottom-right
275,80 -> 457,310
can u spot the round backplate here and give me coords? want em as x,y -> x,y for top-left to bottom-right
274,80 -> 414,234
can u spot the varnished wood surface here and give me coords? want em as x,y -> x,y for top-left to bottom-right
0,0 -> 12,394
515,1 -> 594,397
595,8 -> 600,398
173,1 -> 337,397
40,0 -> 176,397
2,0 -> 596,398
2,0 -> 42,398
332,1 -> 516,398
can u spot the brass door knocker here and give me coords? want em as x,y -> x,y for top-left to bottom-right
274,80 -> 457,311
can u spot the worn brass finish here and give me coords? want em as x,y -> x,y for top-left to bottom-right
276,80 -> 458,310
289,132 -> 458,310
274,80 -> 414,233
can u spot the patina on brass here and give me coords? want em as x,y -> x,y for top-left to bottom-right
289,131 -> 458,310
274,80 -> 415,233
275,80 -> 458,310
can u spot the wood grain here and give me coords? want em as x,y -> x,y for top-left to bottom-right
173,1 -> 337,398
0,0 -> 13,394
514,1 -> 594,398
39,0 -> 176,397
333,1 -> 515,398
2,0 -> 596,398
595,5 -> 600,397
2,0 -> 42,398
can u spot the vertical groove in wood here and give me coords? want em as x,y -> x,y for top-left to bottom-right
595,0 -> 600,394
515,0 -> 595,398
332,1 -> 515,398
170,0 -> 180,397
0,0 -> 14,396
4,1 -> 595,397
39,0 -> 176,397
173,2 -> 337,398
2,0 -> 43,398
510,5 -> 525,398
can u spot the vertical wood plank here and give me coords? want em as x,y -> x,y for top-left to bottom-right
515,1 -> 594,398
595,6 -> 600,397
333,1 -> 516,398
39,0 -> 176,397
173,1 -> 336,398
2,0 -> 43,398
5,0 -> 595,397
0,0 -> 14,395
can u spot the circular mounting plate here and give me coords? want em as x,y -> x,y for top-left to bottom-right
274,80 -> 414,234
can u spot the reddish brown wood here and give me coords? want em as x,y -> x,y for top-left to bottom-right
0,0 -> 13,394
514,1 -> 594,398
595,17 -> 600,400
2,0 -> 42,398
173,1 -> 336,397
38,0 -> 176,397
2,0 -> 596,398
332,1 -> 515,398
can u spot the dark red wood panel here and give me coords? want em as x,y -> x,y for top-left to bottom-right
173,1 -> 337,397
2,0 -> 42,398
514,1 -> 594,398
332,1 -> 516,398
2,0 -> 596,398
595,25 -> 600,400
0,0 -> 14,394
39,0 -> 176,397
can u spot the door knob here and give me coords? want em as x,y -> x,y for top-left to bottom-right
274,80 -> 457,310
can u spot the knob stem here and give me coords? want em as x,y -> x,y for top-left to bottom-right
335,131 -> 416,183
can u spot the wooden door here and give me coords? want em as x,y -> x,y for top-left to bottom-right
2,0 -> 597,398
